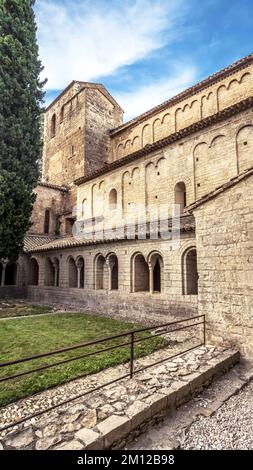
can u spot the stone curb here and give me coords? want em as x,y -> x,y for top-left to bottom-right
61,349 -> 240,450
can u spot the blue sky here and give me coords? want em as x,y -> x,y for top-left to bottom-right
35,0 -> 253,120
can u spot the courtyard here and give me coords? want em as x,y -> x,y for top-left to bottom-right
0,303 -> 164,407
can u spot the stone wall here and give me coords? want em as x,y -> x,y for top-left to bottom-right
77,108 -> 253,222
193,174 -> 253,356
26,235 -> 198,321
27,287 -> 197,324
29,184 -> 69,236
42,82 -> 123,189
0,286 -> 27,299
110,59 -> 253,161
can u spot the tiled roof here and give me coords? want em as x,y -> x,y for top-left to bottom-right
110,52 -> 253,135
38,181 -> 69,192
27,214 -> 195,253
23,235 -> 57,253
75,96 -> 253,186
186,166 -> 253,212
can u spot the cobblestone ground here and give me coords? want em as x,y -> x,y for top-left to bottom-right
128,362 -> 253,450
0,344 -> 229,450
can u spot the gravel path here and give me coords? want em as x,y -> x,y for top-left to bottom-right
184,379 -> 253,450
128,362 -> 253,450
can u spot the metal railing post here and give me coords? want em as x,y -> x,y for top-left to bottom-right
130,332 -> 134,378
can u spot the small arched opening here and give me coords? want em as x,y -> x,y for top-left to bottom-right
95,255 -> 106,290
133,254 -> 149,292
5,263 -> 17,286
29,258 -> 39,286
109,189 -> 117,210
76,257 -> 85,288
45,257 -> 59,287
174,182 -> 186,213
0,262 -> 3,286
109,254 -> 118,290
182,248 -> 198,295
44,209 -> 50,234
148,252 -> 163,293
51,113 -> 56,138
68,257 -> 78,288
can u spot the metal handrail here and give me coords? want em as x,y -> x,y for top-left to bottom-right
0,314 -> 205,432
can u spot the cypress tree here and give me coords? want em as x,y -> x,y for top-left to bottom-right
0,0 -> 45,261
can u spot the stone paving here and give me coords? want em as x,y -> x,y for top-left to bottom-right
0,343 -> 238,450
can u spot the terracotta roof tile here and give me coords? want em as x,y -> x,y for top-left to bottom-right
23,235 -> 57,253
27,215 -> 195,253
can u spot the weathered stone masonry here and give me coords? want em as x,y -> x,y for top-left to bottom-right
1,53 -> 253,356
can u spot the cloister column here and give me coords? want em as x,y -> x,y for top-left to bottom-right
77,266 -> 81,289
149,262 -> 153,294
52,261 -> 59,287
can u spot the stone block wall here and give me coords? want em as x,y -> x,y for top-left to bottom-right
193,174 -> 253,356
110,59 -> 253,161
77,108 -> 253,225
26,234 -> 198,321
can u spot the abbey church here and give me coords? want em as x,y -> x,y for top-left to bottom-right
1,53 -> 253,356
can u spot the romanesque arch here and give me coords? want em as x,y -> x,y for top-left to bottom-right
109,189 -> 117,210
68,256 -> 78,288
182,247 -> 198,295
174,182 -> 186,213
44,209 -> 50,234
108,254 -> 118,290
95,254 -> 106,290
29,258 -> 39,286
44,257 -> 59,287
148,251 -> 164,293
76,256 -> 85,288
5,262 -> 17,286
131,253 -> 149,292
236,125 -> 253,173
51,113 -> 56,138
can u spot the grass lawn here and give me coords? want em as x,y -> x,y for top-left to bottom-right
0,301 -> 50,319
0,312 -> 164,407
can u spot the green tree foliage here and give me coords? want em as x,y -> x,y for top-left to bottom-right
0,0 -> 45,261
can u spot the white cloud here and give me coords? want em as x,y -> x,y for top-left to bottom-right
36,0 -> 187,90
115,65 -> 197,121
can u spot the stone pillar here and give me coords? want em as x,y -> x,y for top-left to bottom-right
77,266 -> 81,289
149,263 -> 153,294
52,261 -> 59,287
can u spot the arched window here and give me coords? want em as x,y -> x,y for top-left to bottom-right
44,209 -> 50,234
182,248 -> 198,295
109,189 -> 117,210
60,106 -> 64,123
51,113 -> 56,138
82,198 -> 87,218
174,182 -> 186,213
